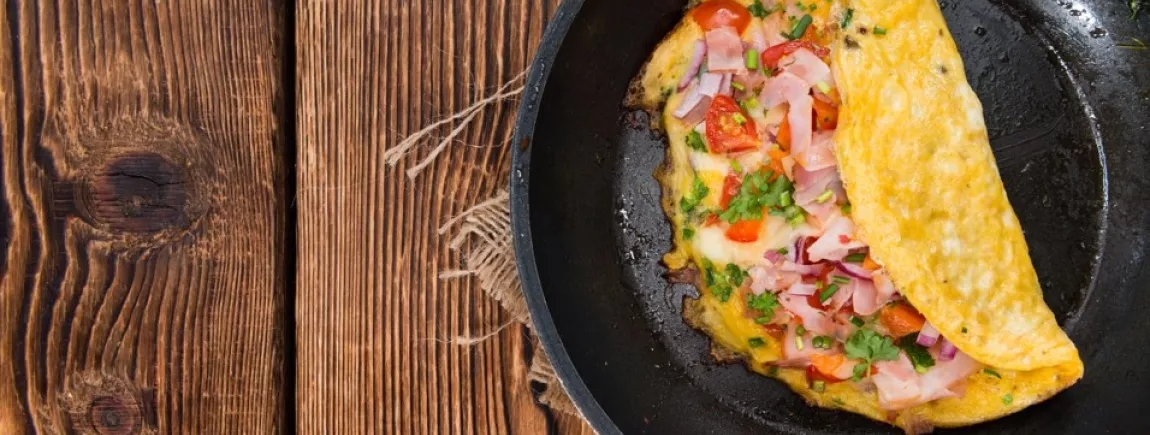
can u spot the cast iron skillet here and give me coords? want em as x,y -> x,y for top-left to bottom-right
511,1 -> 1150,433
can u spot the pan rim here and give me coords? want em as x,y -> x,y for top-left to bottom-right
510,0 -> 623,434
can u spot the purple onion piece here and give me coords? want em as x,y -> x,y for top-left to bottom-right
916,321 -> 940,347
678,39 -> 707,91
939,338 -> 958,361
834,261 -> 873,280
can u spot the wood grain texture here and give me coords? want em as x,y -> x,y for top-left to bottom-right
295,0 -> 589,433
0,1 -> 286,434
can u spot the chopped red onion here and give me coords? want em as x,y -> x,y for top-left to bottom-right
835,261 -> 873,279
764,250 -> 784,264
678,39 -> 706,91
916,321 -> 940,347
793,236 -> 814,264
939,338 -> 958,361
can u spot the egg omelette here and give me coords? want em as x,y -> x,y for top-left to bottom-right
629,0 -> 1084,432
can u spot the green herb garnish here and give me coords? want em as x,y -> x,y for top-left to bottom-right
812,335 -> 834,349
1131,0 -> 1144,20
748,0 -> 769,18
850,316 -> 865,327
745,48 -> 760,70
719,169 -> 796,223
776,247 -> 789,255
796,325 -> 808,336
845,329 -> 900,380
1002,393 -> 1014,405
789,14 -> 813,40
897,333 -> 937,373
832,275 -> 851,285
679,176 -> 710,214
768,366 -> 779,376
812,380 -> 826,392
686,130 -> 708,152
818,283 -> 840,303
1118,37 -> 1148,51
682,227 -> 695,240
747,291 -> 780,323
983,368 -> 1002,379
704,260 -> 748,303
841,8 -> 854,29
749,337 -> 767,348
843,253 -> 867,263
873,26 -> 888,36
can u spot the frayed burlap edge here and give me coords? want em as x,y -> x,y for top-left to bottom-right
388,73 -> 583,421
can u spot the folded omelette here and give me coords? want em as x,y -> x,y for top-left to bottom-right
630,0 -> 1083,432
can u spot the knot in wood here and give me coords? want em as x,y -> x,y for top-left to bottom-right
80,151 -> 189,233
88,396 -> 140,435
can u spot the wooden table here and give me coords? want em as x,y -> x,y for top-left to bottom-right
0,0 -> 590,433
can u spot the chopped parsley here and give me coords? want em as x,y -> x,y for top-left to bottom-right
747,291 -> 780,323
840,8 -> 854,29
812,380 -> 826,392
843,252 -> 867,263
818,283 -> 840,303
897,333 -> 937,373
749,337 -> 767,348
681,226 -> 695,240
747,0 -> 769,18
776,247 -> 789,255
795,325 -> 808,336
832,398 -> 846,406
686,130 -> 708,152
812,335 -> 834,349
841,203 -> 852,214
873,26 -> 888,36
962,326 -> 969,334
679,176 -> 710,214
1002,393 -> 1014,405
850,316 -> 865,327
983,368 -> 1002,379
719,169 -> 797,223
732,113 -> 747,125
789,14 -> 813,40
703,260 -> 748,302
845,329 -> 900,380
767,366 -> 779,376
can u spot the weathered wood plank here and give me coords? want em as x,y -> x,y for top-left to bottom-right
295,0 -> 589,433
0,1 -> 286,433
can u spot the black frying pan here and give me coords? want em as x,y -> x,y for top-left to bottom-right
511,1 -> 1150,433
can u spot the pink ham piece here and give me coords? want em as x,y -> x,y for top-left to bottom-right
872,354 -> 923,411
798,130 -> 837,171
786,94 -> 815,168
761,14 -> 790,47
919,349 -> 981,402
718,73 -> 734,96
807,214 -> 867,262
793,164 -> 842,205
746,21 -> 768,52
705,27 -> 746,73
758,72 -> 809,109
698,72 -> 725,97
781,48 -> 832,88
826,272 -> 856,311
848,277 -> 883,316
749,263 -> 801,295
671,81 -> 712,126
779,321 -> 838,366
778,293 -> 836,336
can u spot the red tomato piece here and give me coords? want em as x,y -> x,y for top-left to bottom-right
725,218 -> 763,243
806,359 -> 847,384
760,41 -> 831,69
812,96 -> 839,130
775,116 -> 792,151
720,172 -> 741,210
690,0 -> 752,33
706,95 -> 760,154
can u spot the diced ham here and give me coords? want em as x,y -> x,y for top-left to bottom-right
779,320 -> 837,366
873,271 -> 898,305
793,165 -> 840,205
761,14 -> 790,47
749,263 -> 801,295
798,130 -> 837,171
781,48 -> 832,88
849,277 -> 884,316
698,72 -> 725,97
806,214 -> 867,262
873,354 -> 924,411
705,27 -> 747,73
919,349 -> 981,402
827,271 -> 855,311
718,73 -> 734,96
746,21 -> 768,52
787,95 -> 814,168
780,260 -> 826,277
778,293 -> 836,336
758,72 -> 809,109
672,81 -> 712,125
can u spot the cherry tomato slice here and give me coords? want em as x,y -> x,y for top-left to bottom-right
805,361 -> 847,384
706,95 -> 760,154
879,303 -> 927,338
812,97 -> 839,131
690,0 -> 752,33
725,218 -> 763,243
720,172 -> 741,209
760,41 -> 831,69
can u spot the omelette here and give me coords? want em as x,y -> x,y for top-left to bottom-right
631,0 -> 1084,432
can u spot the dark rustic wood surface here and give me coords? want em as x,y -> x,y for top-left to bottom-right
0,0 -> 287,434
0,0 -> 589,433
296,0 -> 591,434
